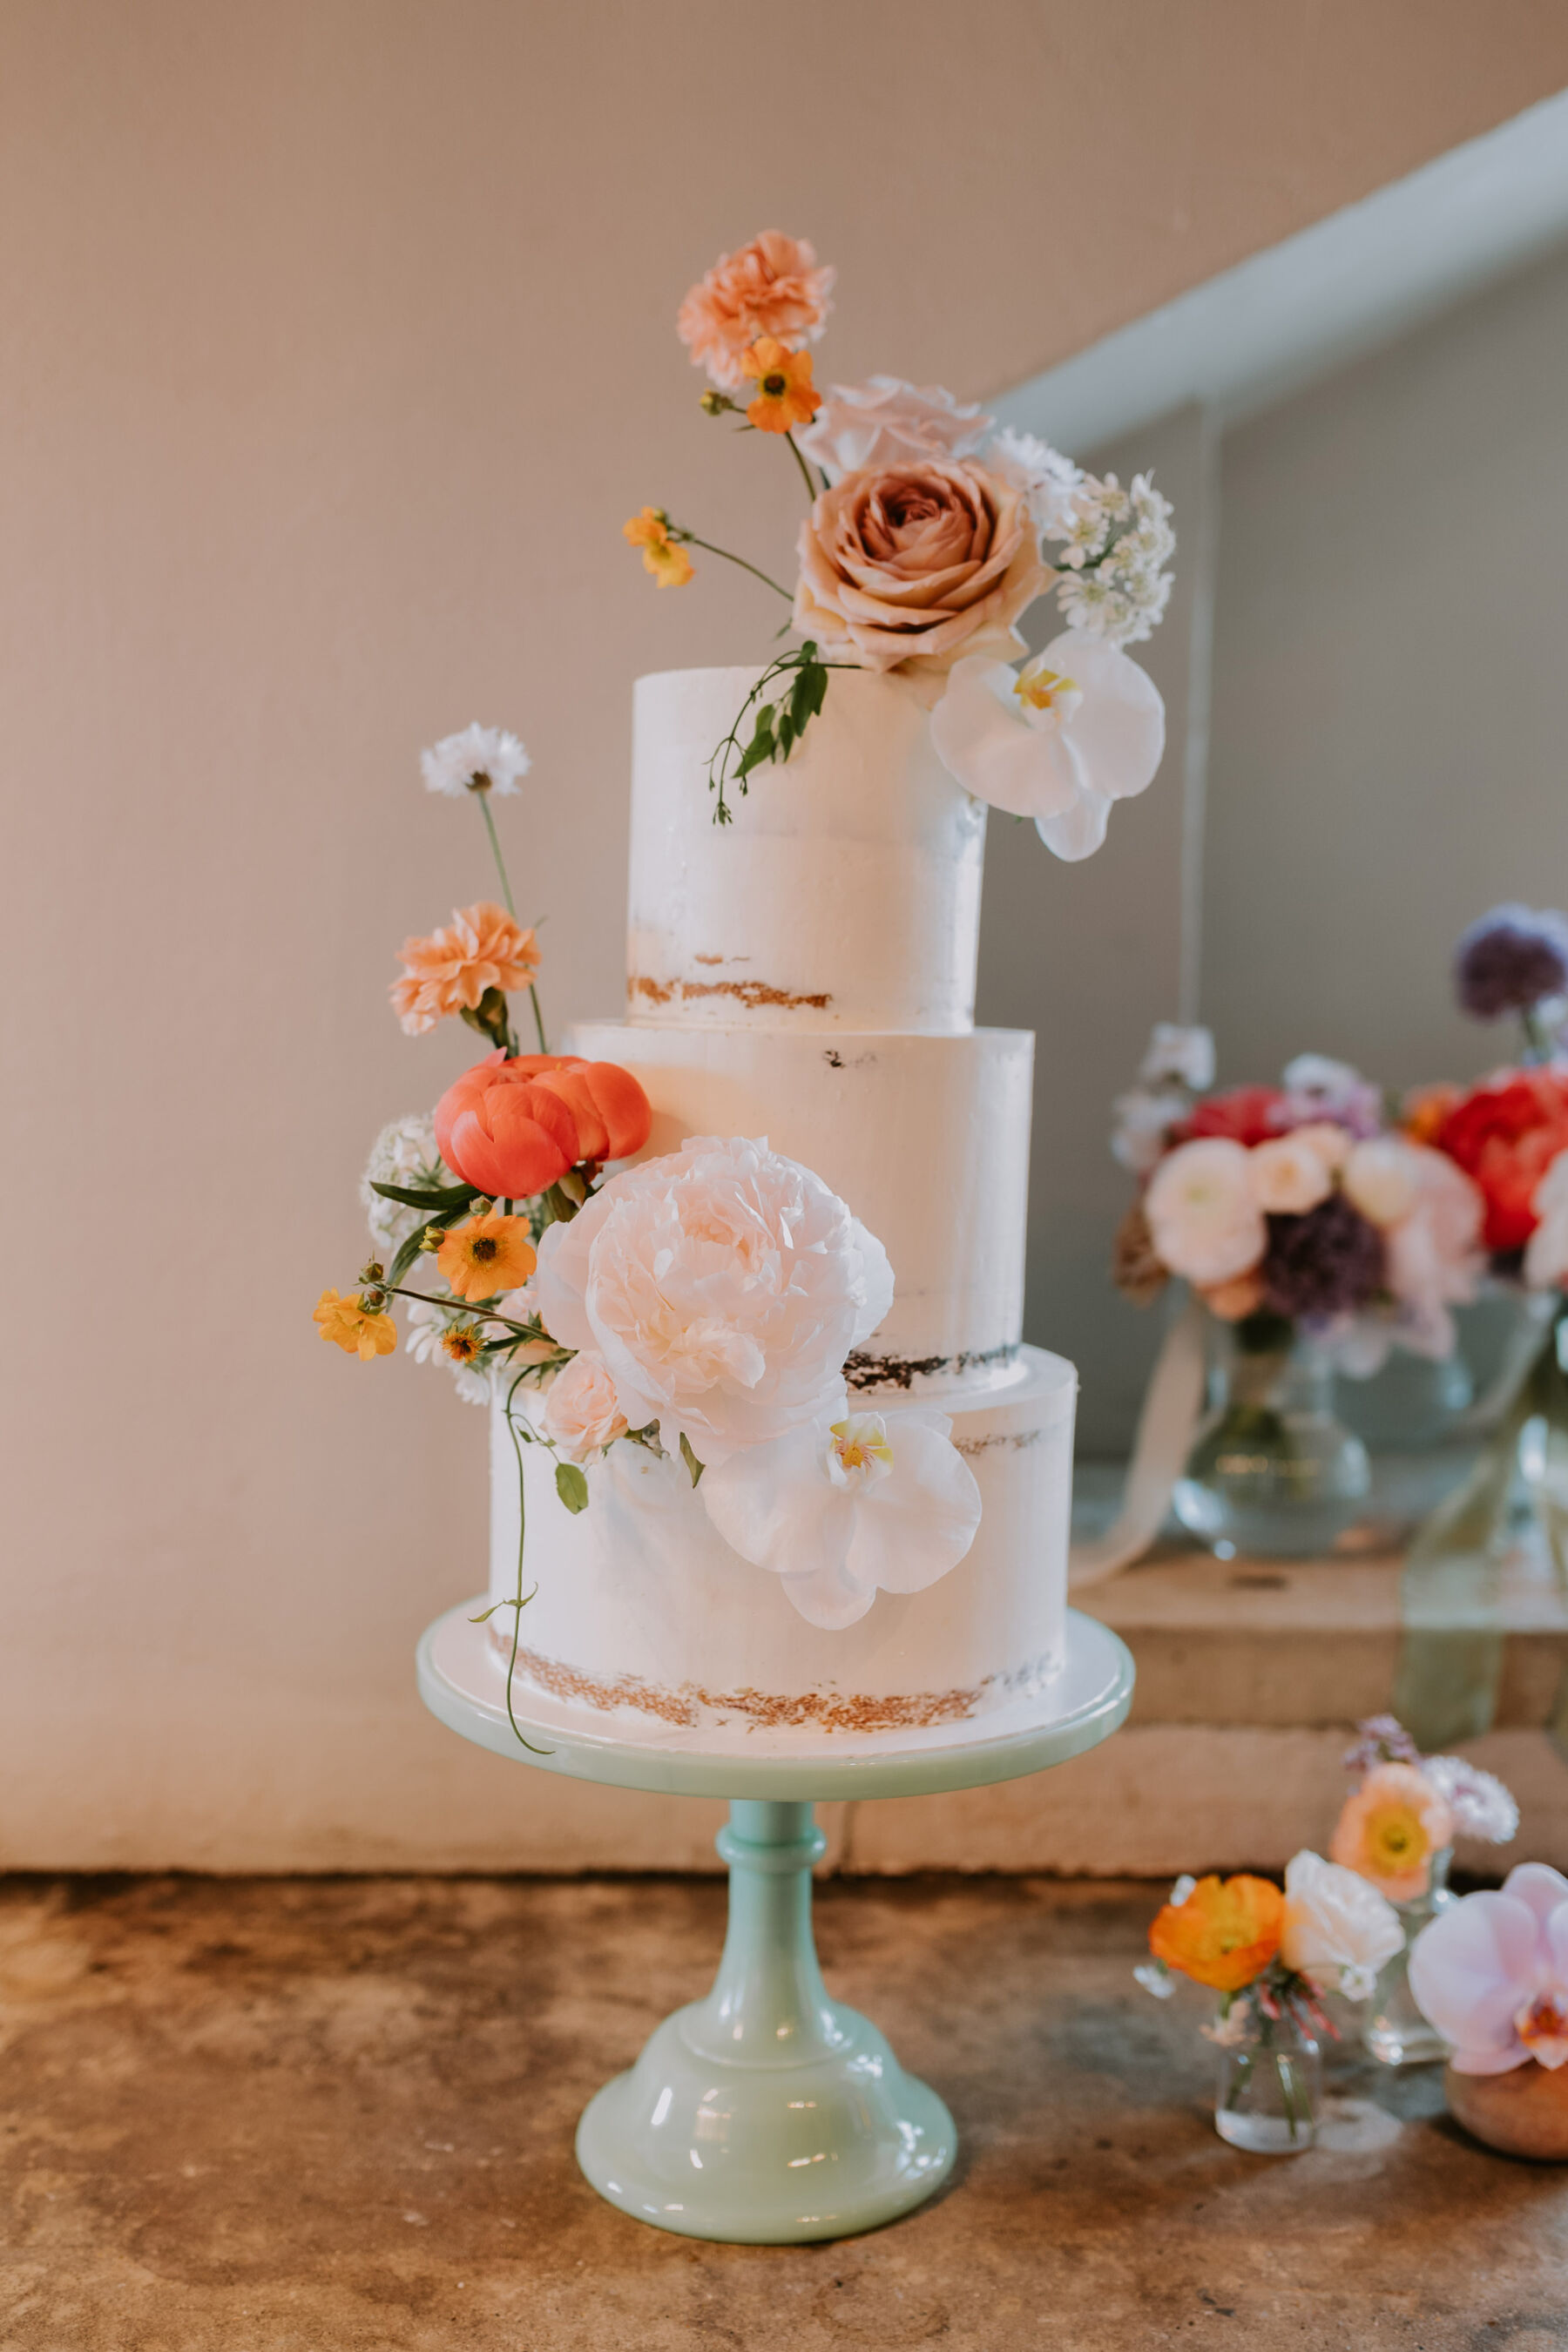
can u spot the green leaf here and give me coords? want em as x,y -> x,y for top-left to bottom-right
370,1179 -> 478,1212
679,1431 -> 706,1488
554,1461 -> 590,1514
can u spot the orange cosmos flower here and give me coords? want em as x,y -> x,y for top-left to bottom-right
389,902 -> 540,1037
1148,1874 -> 1285,1992
435,1210 -> 537,1301
1330,1761 -> 1454,1902
313,1288 -> 397,1362
623,507 -> 694,589
741,338 -> 822,435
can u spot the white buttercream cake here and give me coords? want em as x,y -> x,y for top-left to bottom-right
487,665 -> 1077,1735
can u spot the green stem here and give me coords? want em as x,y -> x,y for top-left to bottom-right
476,790 -> 517,915
527,981 -> 548,1055
373,1279 -> 548,1341
498,1372 -> 551,1755
783,430 -> 819,507
681,535 -> 793,604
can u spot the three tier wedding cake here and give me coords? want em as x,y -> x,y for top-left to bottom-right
319,228 -> 1174,1747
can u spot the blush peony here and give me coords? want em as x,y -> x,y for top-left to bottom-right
795,376 -> 993,479
1144,1138 -> 1267,1288
541,1350 -> 628,1463
435,1051 -> 652,1200
794,459 -> 1045,679
676,230 -> 835,393
701,1404 -> 982,1630
532,1136 -> 894,1467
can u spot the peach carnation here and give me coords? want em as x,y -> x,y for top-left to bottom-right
389,902 -> 539,1037
794,459 -> 1046,679
676,230 -> 835,393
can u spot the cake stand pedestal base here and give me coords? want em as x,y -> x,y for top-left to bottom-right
416,1601 -> 1132,2243
577,1799 -> 952,2242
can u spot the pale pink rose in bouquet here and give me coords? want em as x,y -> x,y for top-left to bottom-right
676,231 -> 835,393
533,1136 -> 894,1467
794,459 -> 1046,679
796,376 -> 993,479
1143,1138 -> 1267,1288
541,1350 -> 627,1463
1248,1133 -> 1335,1214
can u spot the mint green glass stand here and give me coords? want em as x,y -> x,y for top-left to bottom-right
416,1599 -> 1132,2245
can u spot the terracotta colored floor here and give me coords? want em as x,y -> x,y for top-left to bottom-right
0,1873 -> 1565,2349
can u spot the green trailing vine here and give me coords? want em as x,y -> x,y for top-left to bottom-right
707,642 -> 849,823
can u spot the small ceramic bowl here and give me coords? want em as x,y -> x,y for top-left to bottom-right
1445,2060 -> 1568,2160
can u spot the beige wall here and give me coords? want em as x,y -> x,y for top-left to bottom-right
6,0 -> 1568,1868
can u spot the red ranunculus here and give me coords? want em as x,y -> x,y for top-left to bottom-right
435,1052 -> 652,1200
1436,1068 -> 1568,1254
1173,1085 -> 1287,1150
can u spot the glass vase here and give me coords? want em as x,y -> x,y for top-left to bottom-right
1362,1848 -> 1457,2066
1213,1997 -> 1321,2153
1173,1315 -> 1371,1558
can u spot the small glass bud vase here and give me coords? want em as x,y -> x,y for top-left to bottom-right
1362,1848 -> 1457,2066
1174,1313 -> 1371,1559
1213,1995 -> 1321,2153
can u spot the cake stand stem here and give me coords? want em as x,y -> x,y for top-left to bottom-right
573,1798 -> 956,2243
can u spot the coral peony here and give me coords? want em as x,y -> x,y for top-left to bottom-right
390,902 -> 539,1037
1436,1069 -> 1568,1254
1148,1873 -> 1285,1993
676,230 -> 835,393
740,338 -> 822,434
797,376 -> 994,478
794,459 -> 1045,679
1144,1138 -> 1267,1288
1330,1761 -> 1454,1902
541,1350 -> 628,1463
435,1209 -> 537,1302
435,1051 -> 652,1200
532,1135 -> 894,1468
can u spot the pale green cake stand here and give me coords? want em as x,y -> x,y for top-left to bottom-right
416,1599 -> 1132,2245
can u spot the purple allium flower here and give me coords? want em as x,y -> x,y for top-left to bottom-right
1454,903 -> 1568,1020
1262,1193 -> 1385,1321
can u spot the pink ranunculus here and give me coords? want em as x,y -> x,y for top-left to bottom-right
1409,1863 -> 1568,2073
532,1136 -> 894,1468
795,376 -> 993,480
1144,1138 -> 1267,1288
793,459 -> 1046,679
675,231 -> 835,393
1383,1142 -> 1485,1357
541,1350 -> 627,1463
1248,1133 -> 1335,1215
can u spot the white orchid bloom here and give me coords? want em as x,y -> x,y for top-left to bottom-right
700,1404 -> 982,1631
929,630 -> 1165,860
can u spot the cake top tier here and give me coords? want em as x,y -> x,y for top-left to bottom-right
626,666 -> 985,1035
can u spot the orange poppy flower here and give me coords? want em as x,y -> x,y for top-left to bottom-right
435,1210 -> 537,1302
313,1288 -> 397,1362
623,506 -> 694,588
1148,1874 -> 1285,1992
740,338 -> 822,436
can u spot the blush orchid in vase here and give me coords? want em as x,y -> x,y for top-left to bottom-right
626,229 -> 1174,848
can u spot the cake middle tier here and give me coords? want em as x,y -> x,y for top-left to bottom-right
571,1020 -> 1033,1396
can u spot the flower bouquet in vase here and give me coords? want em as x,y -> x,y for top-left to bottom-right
1140,1854 -> 1402,2151
1394,904 -> 1568,1747
1112,1029 -> 1485,1558
1330,1716 -> 1517,2065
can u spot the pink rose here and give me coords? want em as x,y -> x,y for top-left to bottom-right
676,231 -> 835,393
793,459 -> 1046,679
796,376 -> 993,478
541,1351 -> 627,1463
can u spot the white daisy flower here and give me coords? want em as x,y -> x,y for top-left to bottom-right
420,723 -> 531,800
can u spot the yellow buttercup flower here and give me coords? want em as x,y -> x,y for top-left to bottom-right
623,506 -> 694,589
435,1210 -> 537,1302
314,1288 -> 397,1362
740,339 -> 822,436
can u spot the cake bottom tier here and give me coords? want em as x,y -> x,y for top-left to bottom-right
485,1346 -> 1076,1738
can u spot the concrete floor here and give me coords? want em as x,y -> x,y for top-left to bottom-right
0,1875 -> 1565,2350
